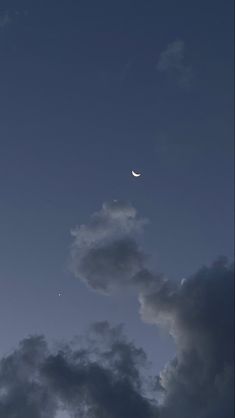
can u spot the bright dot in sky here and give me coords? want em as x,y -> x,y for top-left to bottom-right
131,170 -> 141,177
58,292 -> 62,297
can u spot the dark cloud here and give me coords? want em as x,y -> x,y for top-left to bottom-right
1,255 -> 233,418
0,336 -> 56,418
140,257 -> 234,418
70,201 -> 234,417
0,324 -> 158,418
1,201 -> 233,417
157,40 -> 193,88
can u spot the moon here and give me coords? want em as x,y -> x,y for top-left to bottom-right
131,170 -> 141,177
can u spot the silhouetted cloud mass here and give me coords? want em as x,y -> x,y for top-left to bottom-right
0,201 -> 233,417
70,201 -> 234,417
0,323 -> 158,418
140,257 -> 234,418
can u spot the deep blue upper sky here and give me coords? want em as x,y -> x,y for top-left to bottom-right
0,0 -> 233,371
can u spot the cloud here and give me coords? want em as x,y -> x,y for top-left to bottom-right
1,201 -> 233,417
0,9 -> 28,31
1,256 -> 233,418
0,324 -> 158,418
0,336 -> 56,418
139,257 -> 234,418
70,201 -> 234,417
70,200 -> 148,293
0,11 -> 11,29
157,40 -> 193,88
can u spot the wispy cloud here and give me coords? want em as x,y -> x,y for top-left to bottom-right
0,10 -> 11,29
157,40 -> 193,88
0,9 -> 28,31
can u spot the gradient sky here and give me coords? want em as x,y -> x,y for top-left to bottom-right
0,0 -> 233,385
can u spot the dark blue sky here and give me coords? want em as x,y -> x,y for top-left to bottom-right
0,0 -> 233,376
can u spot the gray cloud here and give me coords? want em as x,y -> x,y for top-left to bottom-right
0,324 -> 158,418
0,336 -> 56,418
70,201 -> 234,417
0,201 -> 233,417
140,257 -> 234,418
1,257 -> 233,417
70,200 -> 148,293
157,40 -> 193,88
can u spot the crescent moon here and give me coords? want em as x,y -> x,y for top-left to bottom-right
132,170 -> 141,177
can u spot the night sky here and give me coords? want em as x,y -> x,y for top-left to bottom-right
0,1 -> 234,417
